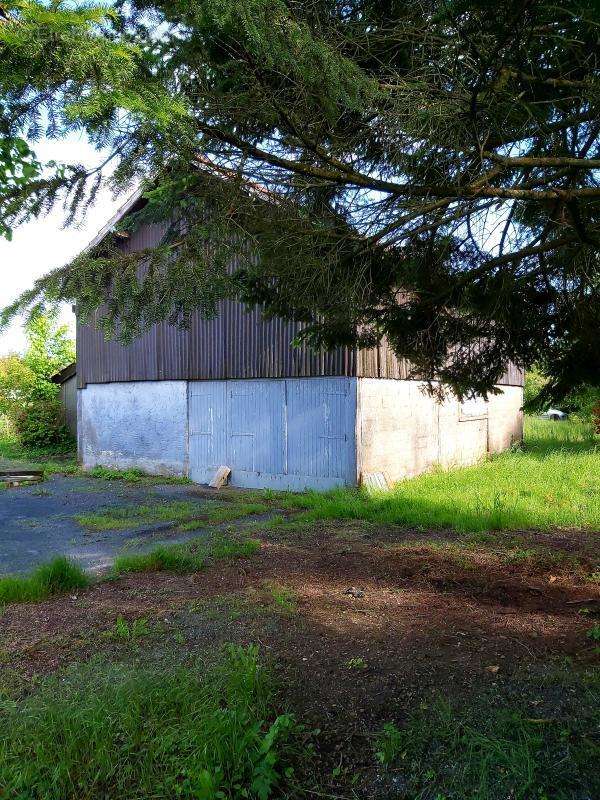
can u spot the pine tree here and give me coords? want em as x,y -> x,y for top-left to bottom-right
1,0 -> 599,402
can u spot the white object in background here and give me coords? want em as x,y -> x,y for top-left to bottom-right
541,408 -> 567,421
361,472 -> 390,491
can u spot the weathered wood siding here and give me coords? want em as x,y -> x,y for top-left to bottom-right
58,374 -> 78,436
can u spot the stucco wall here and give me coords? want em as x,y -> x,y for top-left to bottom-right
78,378 -> 523,487
487,385 -> 524,454
357,380 -> 523,484
79,381 -> 188,476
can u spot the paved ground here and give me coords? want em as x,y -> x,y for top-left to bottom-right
0,475 -> 221,575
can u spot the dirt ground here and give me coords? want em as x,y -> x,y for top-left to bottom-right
1,514 -> 598,794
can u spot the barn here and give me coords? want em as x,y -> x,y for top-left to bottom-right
76,193 -> 524,490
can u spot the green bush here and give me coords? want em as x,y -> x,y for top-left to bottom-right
563,384 -> 600,431
523,365 -> 548,408
14,391 -> 73,449
0,645 -> 299,800
0,312 -> 74,449
524,365 -> 599,427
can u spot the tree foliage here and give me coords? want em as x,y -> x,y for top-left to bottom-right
0,312 -> 75,448
1,0 -> 600,401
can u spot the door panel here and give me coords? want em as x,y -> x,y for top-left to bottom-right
228,380 -> 286,475
287,378 -> 355,479
189,378 -> 355,487
188,382 -> 226,480
228,387 -> 255,471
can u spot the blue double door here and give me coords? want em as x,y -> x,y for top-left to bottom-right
188,378 -> 356,490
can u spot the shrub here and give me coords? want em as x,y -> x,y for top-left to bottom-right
14,391 -> 73,449
565,384 -> 600,428
0,645 -> 299,799
0,312 -> 74,449
523,365 -> 599,427
523,365 -> 548,408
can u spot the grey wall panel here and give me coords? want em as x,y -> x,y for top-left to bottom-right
79,381 -> 188,476
59,375 -> 78,436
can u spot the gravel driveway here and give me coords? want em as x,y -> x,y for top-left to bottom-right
0,475 -> 219,575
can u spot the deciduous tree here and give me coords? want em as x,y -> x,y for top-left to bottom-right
0,312 -> 74,448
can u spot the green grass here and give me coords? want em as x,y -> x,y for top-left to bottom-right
280,417 -> 600,532
178,503 -> 271,530
0,645 -> 299,800
112,533 -> 260,575
0,433 -> 78,478
264,582 -> 298,613
374,683 -> 600,800
105,615 -> 152,641
0,557 -> 88,605
85,465 -> 192,485
77,500 -> 271,532
76,500 -> 209,531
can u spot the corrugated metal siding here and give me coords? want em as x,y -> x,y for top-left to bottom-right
77,218 -> 523,388
58,375 -> 78,435
501,363 -> 525,387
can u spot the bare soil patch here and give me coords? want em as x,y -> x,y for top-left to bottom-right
1,520 -> 598,794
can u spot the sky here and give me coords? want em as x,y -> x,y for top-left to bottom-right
0,134 -> 122,356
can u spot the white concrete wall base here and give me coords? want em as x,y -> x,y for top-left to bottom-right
79,378 -> 523,489
79,381 -> 188,476
357,380 -> 523,484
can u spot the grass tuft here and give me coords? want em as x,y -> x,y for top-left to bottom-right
0,645 -> 299,799
76,501 -> 206,531
112,533 -> 260,575
264,582 -> 297,613
0,557 -> 88,605
77,500 -> 271,532
178,502 -> 271,530
85,465 -> 192,485
105,615 -> 151,641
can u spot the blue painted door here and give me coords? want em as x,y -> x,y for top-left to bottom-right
228,380 -> 286,475
286,378 -> 355,479
188,381 -> 226,482
188,378 -> 356,489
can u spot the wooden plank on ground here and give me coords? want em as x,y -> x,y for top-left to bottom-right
0,469 -> 44,487
361,472 -> 390,491
209,466 -> 231,489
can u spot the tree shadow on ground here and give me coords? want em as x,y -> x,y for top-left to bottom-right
0,526 -> 598,797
